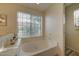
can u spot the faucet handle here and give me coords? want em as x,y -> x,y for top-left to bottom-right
13,33 -> 17,40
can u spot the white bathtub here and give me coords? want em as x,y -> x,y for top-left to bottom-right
17,39 -> 57,56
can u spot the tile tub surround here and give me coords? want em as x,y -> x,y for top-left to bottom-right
0,39 -> 21,56
0,33 -> 20,56
0,34 -> 14,48
17,39 -> 57,56
0,47 -> 18,56
0,33 -> 17,48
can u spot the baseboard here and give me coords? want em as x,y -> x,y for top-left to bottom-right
67,47 -> 79,53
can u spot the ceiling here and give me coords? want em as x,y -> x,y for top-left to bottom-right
64,3 -> 72,7
19,3 -> 52,12
19,3 -> 72,12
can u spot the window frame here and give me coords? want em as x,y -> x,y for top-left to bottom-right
74,9 -> 79,27
16,12 -> 43,38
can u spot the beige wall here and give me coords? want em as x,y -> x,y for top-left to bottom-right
65,3 -> 79,51
0,4 -> 43,36
45,3 -> 65,55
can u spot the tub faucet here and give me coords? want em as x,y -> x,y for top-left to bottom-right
10,34 -> 17,45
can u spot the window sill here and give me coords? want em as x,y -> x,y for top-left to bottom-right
18,35 -> 43,39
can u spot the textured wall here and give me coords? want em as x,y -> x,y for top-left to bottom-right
45,3 -> 65,55
65,3 -> 79,51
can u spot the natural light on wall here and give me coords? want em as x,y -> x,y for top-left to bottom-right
17,12 -> 42,38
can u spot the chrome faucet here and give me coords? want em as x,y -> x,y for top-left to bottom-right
10,34 -> 17,45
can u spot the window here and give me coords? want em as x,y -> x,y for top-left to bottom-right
74,10 -> 79,27
17,12 -> 42,38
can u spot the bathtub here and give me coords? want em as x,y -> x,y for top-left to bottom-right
17,39 -> 57,56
